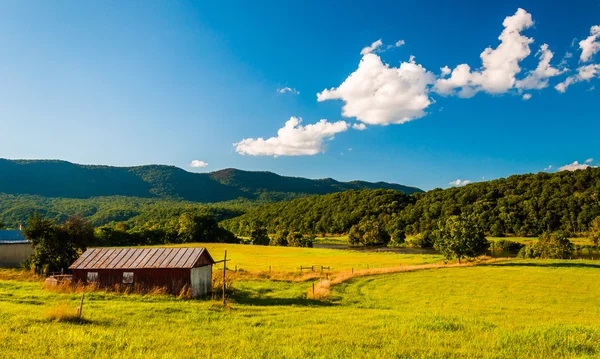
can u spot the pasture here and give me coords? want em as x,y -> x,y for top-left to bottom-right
1,252 -> 600,358
163,242 -> 443,272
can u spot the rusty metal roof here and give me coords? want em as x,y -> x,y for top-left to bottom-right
69,247 -> 214,270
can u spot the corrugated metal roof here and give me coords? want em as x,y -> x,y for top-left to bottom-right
0,230 -> 26,242
69,247 -> 213,270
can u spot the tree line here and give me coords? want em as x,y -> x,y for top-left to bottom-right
223,168 -> 600,239
21,212 -> 238,274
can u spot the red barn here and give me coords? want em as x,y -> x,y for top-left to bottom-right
69,247 -> 214,297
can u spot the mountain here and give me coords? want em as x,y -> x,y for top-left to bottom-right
0,159 -> 422,203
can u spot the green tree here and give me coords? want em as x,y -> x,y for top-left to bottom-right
347,220 -> 390,246
286,232 -> 313,247
434,216 -> 489,263
588,216 -> 600,246
535,231 -> 574,259
250,228 -> 270,246
23,214 -> 96,274
270,230 -> 289,246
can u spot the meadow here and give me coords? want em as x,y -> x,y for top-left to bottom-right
1,242 -> 600,358
163,242 -> 443,272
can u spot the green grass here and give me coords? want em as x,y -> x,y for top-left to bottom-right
1,260 -> 600,358
487,237 -> 593,246
313,234 -> 349,245
161,242 -> 443,272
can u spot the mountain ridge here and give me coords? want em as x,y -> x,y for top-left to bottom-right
0,159 -> 422,203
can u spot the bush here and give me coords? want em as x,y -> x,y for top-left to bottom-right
517,232 -> 574,259
348,220 -> 390,246
407,231 -> 435,248
434,216 -> 489,263
250,228 -> 270,246
491,239 -> 525,252
286,232 -> 314,247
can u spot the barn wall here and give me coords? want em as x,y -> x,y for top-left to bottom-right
190,265 -> 212,297
0,243 -> 33,267
72,268 -> 192,295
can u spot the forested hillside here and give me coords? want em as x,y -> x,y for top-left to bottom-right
221,189 -> 414,236
0,194 -> 246,229
224,168 -> 600,237
0,159 -> 421,203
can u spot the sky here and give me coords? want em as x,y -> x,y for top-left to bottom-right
0,0 -> 599,190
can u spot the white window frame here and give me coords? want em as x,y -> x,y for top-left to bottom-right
122,272 -> 134,284
87,272 -> 98,283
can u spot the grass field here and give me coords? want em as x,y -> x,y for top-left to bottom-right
161,242 -> 443,272
1,257 -> 600,358
487,236 -> 592,246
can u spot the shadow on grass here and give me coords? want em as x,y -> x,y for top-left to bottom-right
486,262 -> 600,269
230,289 -> 334,307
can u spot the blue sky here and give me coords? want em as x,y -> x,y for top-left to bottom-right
0,1 -> 599,190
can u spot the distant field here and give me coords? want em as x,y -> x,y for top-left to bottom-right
1,260 -> 599,358
162,243 -> 443,272
487,237 -> 592,245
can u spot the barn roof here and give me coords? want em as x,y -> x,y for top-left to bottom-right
0,230 -> 28,244
69,247 -> 214,270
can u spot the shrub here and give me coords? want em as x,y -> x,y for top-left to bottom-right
518,232 -> 574,259
434,216 -> 489,263
286,232 -> 314,247
407,231 -> 436,248
250,228 -> 270,246
491,239 -> 525,252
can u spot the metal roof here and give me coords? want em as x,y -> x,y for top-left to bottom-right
69,247 -> 214,270
0,230 -> 26,242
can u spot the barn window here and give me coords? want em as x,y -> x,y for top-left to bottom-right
87,272 -> 98,283
123,272 -> 134,284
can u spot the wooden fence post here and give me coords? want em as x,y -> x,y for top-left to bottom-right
77,293 -> 84,318
223,250 -> 227,306
312,283 -> 315,299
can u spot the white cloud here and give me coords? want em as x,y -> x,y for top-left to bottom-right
559,160 -> 597,171
395,40 -> 406,47
234,117 -> 348,156
449,179 -> 472,187
522,93 -> 532,100
555,64 -> 600,92
277,87 -> 300,95
352,123 -> 367,130
440,66 -> 451,76
579,25 -> 600,62
360,39 -> 384,55
544,165 -> 553,171
317,53 -> 436,125
585,158 -> 594,164
189,160 -> 208,168
434,8 -> 534,97
515,44 -> 564,90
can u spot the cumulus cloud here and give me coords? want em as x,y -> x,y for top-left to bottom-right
277,87 -> 300,95
516,44 -> 564,90
579,25 -> 600,62
189,160 -> 208,168
234,117 -> 348,156
555,64 -> 600,92
395,40 -> 406,47
585,158 -> 594,164
317,54 -> 436,125
360,39 -> 384,55
559,160 -> 597,171
522,93 -> 532,100
434,8 -> 534,97
449,179 -> 472,187
352,123 -> 367,130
